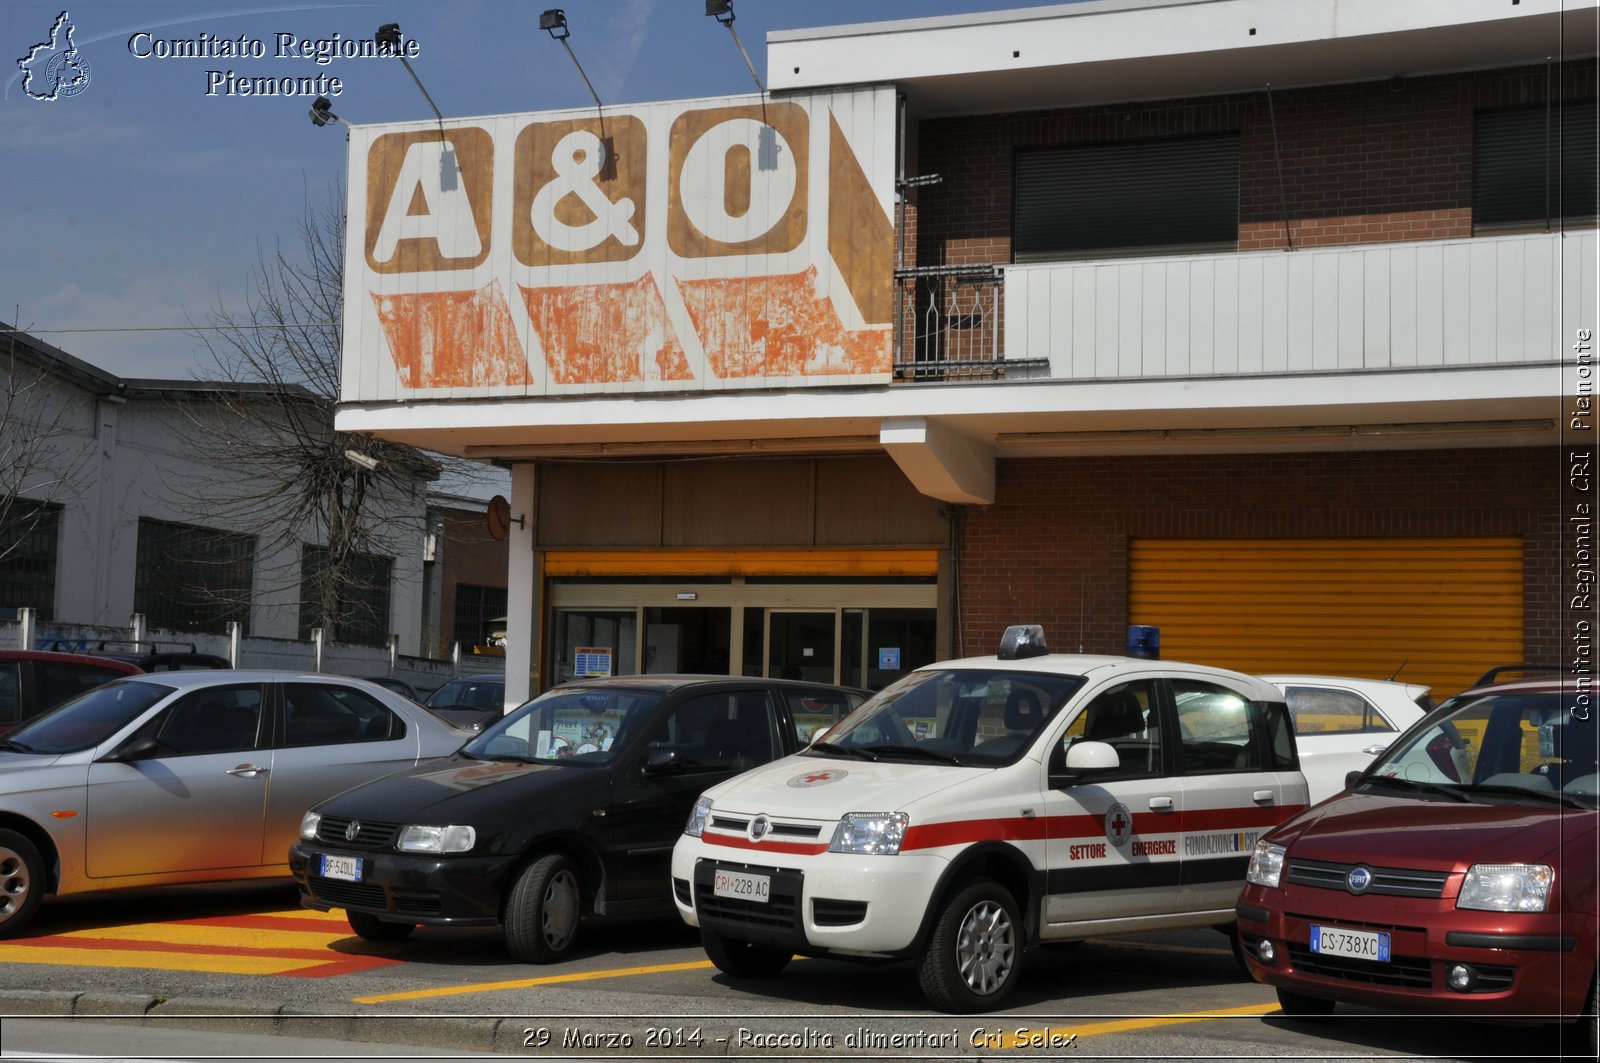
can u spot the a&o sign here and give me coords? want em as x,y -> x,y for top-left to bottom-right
344,88 -> 895,396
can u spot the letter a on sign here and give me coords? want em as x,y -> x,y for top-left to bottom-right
366,128 -> 494,273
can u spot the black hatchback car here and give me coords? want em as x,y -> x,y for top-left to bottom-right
289,674 -> 869,961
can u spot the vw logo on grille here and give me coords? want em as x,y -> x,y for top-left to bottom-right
1346,865 -> 1373,894
344,819 -> 362,842
749,814 -> 771,842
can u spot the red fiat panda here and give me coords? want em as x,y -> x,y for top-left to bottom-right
1236,679 -> 1597,1053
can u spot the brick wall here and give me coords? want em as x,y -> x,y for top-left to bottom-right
955,446 -> 1562,667
914,61 -> 1596,266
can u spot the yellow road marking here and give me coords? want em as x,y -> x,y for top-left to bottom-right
977,1003 -> 1282,1048
53,924 -> 346,949
353,958 -> 719,1004
0,946 -> 311,976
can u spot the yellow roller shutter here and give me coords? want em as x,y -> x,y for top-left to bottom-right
1128,537 -> 1523,699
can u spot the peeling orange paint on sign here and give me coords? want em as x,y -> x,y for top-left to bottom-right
349,90 -> 897,395
519,274 -> 692,385
678,267 -> 890,378
372,281 -> 529,388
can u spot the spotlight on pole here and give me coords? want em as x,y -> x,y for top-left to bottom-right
704,0 -> 764,93
376,22 -> 458,190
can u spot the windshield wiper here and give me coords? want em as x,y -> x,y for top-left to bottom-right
1358,774 -> 1470,802
862,744 -> 966,766
1462,783 -> 1591,810
808,740 -> 880,762
0,739 -> 34,753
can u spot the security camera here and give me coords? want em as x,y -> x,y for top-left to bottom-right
344,449 -> 381,472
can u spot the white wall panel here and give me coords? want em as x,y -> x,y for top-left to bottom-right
1006,231 -> 1595,381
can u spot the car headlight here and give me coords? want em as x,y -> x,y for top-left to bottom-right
1457,863 -> 1553,912
396,824 -> 477,854
828,812 -> 908,855
684,796 -> 713,838
1246,840 -> 1287,888
299,811 -> 321,841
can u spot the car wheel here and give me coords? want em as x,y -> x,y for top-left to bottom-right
346,910 -> 415,942
1275,986 -> 1336,1019
0,829 -> 44,939
917,879 -> 1022,1014
505,853 -> 581,963
701,927 -> 792,977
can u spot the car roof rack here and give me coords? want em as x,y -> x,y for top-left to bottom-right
1467,664 -> 1564,688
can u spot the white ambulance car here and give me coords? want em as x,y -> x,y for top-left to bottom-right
671,626 -> 1310,1012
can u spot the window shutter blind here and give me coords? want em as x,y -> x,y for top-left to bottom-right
1014,133 -> 1240,261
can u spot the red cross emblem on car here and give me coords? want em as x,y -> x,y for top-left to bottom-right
787,768 -> 850,788
1105,802 -> 1133,847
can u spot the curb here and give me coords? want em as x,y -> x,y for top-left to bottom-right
0,990 -> 518,1054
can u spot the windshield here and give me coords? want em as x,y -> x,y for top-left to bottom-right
811,668 -> 1086,766
426,676 -> 504,711
460,685 -> 664,765
0,679 -> 174,755
1363,688 -> 1597,807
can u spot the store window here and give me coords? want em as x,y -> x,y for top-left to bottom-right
553,610 -> 637,683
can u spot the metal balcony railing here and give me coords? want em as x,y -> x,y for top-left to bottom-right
892,264 -> 1047,382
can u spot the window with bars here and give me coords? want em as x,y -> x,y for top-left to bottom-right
133,518 -> 255,634
1013,132 -> 1241,261
1473,99 -> 1598,230
0,500 -> 60,620
298,544 -> 393,646
453,583 -> 507,649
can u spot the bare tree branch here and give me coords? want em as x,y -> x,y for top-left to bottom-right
167,181 -> 494,644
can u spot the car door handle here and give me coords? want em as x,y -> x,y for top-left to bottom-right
1252,789 -> 1274,803
227,764 -> 268,777
1148,796 -> 1174,812
1361,744 -> 1390,756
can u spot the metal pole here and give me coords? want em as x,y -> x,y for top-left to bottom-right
388,633 -> 399,675
312,627 -> 324,673
18,607 -> 34,650
130,612 -> 146,647
227,621 -> 241,667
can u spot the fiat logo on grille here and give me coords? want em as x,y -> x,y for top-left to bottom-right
344,820 -> 362,842
1346,865 -> 1373,894
750,815 -> 771,842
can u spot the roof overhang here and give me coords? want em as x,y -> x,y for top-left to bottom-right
336,363 -> 1564,504
768,0 -> 1598,118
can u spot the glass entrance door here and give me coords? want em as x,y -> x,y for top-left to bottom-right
767,611 -> 836,684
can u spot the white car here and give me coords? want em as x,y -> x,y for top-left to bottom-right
672,626 -> 1311,1013
1260,675 -> 1434,804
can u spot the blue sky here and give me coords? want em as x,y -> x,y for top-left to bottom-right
4,0 -> 1037,378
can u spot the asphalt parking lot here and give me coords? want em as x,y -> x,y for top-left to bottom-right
0,882 -> 1585,1060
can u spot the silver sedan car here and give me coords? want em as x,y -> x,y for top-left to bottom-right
0,671 -> 471,938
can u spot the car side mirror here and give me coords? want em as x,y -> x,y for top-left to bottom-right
1344,769 -> 1367,790
642,748 -> 684,775
1050,740 -> 1120,787
100,735 -> 161,763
